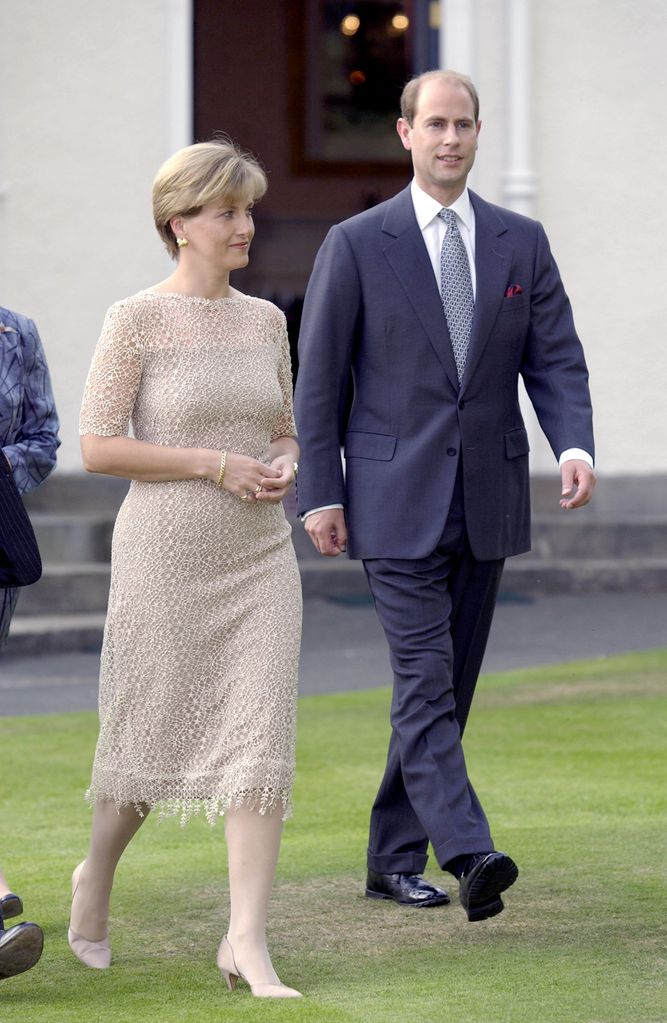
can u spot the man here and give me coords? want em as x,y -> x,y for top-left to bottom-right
0,304 -> 59,977
294,71 -> 595,921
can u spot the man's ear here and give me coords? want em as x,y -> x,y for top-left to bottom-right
396,117 -> 412,151
474,120 -> 482,147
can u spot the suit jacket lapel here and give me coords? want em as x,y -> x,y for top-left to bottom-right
462,191 -> 513,393
381,188 -> 460,392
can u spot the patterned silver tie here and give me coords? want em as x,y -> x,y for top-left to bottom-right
438,207 -> 474,384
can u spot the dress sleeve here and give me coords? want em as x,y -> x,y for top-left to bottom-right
79,302 -> 143,436
271,313 -> 297,440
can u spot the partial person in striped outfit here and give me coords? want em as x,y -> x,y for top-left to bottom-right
0,304 -> 59,980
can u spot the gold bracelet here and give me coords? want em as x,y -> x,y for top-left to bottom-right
217,450 -> 227,488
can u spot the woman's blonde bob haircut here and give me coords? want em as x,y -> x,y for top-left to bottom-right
153,138 -> 267,259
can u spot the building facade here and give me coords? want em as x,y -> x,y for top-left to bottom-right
1,0 -> 666,480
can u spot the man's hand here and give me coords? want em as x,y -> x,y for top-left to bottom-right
559,459 -> 596,509
305,508 -> 348,556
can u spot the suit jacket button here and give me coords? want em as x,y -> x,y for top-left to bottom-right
458,400 -> 465,410
447,447 -> 457,456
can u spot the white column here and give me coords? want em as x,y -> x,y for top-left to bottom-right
162,0 -> 193,157
439,0 -> 478,79
502,1 -> 549,465
502,0 -> 537,216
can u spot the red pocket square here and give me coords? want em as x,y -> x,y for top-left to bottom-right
505,284 -> 524,298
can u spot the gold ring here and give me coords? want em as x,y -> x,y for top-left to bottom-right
255,484 -> 263,494
240,493 -> 250,501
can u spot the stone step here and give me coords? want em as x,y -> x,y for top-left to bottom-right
17,564 -> 111,615
530,518 -> 667,559
22,471 -> 667,518
529,474 -> 667,517
27,511 -> 667,567
291,517 -> 667,561
505,555 -> 667,595
297,556 -> 667,597
31,513 -> 115,563
4,612 -> 106,657
15,550 -> 667,624
8,556 -> 667,658
10,473 -> 666,655
25,470 -> 667,564
23,474 -> 129,514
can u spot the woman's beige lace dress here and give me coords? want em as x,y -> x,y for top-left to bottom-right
79,292 -> 302,823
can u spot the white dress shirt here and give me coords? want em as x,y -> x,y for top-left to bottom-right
303,181 -> 592,520
410,179 -> 477,297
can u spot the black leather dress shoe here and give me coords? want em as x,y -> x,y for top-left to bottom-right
0,893 -> 23,921
0,921 -> 44,979
366,870 -> 450,907
459,851 -> 519,922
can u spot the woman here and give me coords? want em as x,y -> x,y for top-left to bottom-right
0,305 -> 58,979
72,140 -> 302,998
1,307 -> 59,645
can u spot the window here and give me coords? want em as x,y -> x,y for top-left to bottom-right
289,0 -> 438,173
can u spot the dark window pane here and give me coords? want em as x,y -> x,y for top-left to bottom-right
305,1 -> 414,162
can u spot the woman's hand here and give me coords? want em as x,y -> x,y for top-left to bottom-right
254,454 -> 296,504
219,452 -> 281,501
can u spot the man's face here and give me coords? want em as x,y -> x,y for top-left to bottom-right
397,78 -> 481,204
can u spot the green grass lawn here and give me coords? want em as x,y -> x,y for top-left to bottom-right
1,648 -> 665,1023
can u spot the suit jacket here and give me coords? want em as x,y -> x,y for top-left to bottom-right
294,186 -> 594,561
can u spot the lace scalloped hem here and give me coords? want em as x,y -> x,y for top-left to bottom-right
84,785 -> 293,826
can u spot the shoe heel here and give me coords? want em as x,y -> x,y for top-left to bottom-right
220,967 -> 238,991
216,935 -> 239,991
216,935 -> 301,998
0,893 -> 24,921
467,896 -> 504,922
365,888 -> 391,901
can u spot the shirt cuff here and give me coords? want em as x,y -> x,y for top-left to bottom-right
558,448 -> 594,469
301,503 -> 344,522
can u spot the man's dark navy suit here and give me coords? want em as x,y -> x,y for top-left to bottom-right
294,185 -> 594,873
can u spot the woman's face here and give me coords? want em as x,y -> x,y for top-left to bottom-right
176,198 -> 256,271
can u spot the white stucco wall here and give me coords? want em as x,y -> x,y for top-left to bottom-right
475,0 -> 667,475
0,0 -> 182,472
535,0 -> 667,474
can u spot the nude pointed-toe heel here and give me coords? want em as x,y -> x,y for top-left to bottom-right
68,862 -> 111,970
67,926 -> 111,969
216,936 -> 302,999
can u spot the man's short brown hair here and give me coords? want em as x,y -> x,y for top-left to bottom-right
400,70 -> 480,126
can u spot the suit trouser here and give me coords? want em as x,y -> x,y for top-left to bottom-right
363,477 -> 504,873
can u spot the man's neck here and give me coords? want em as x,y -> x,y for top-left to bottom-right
413,178 -> 467,208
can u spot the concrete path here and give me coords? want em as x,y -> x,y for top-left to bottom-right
1,592 -> 665,717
